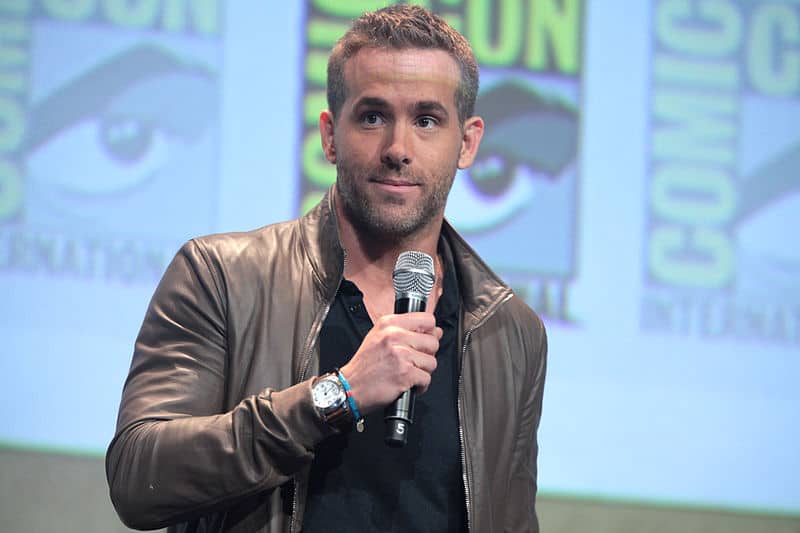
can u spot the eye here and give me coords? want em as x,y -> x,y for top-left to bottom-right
24,66 -> 217,230
446,158 -> 533,233
469,155 -> 515,196
361,112 -> 384,127
27,113 -> 172,195
446,158 -> 571,233
100,116 -> 157,164
416,116 -> 438,129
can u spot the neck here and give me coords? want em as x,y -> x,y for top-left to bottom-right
335,196 -> 441,276
333,193 -> 443,319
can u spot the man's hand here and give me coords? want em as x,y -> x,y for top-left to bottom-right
339,312 -> 442,415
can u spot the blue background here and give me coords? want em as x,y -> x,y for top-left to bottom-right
0,0 -> 797,518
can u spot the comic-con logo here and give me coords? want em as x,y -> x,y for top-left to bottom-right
0,1 -> 221,284
642,0 -> 800,344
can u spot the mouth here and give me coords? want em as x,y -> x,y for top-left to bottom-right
370,177 -> 419,188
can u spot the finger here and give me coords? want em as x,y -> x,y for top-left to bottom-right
412,363 -> 433,394
379,323 -> 439,355
379,312 -> 436,333
404,329 -> 440,356
392,346 -> 436,386
412,352 -> 437,374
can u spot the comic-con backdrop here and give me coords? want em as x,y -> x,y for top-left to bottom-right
1,0 -> 797,516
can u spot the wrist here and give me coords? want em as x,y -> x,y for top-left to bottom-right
311,372 -> 352,432
336,369 -> 365,433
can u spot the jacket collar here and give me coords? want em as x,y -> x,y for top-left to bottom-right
299,188 -> 346,302
440,219 -> 512,330
299,187 -> 512,329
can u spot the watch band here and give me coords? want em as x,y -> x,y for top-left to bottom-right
324,396 -> 353,432
313,373 -> 353,432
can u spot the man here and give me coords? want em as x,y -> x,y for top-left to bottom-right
107,5 -> 546,532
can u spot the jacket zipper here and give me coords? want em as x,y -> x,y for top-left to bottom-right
458,290 -> 514,532
289,266 -> 345,533
288,299 -> 332,533
457,328 -> 474,532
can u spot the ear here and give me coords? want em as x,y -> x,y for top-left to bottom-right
457,116 -> 485,170
319,110 -> 336,164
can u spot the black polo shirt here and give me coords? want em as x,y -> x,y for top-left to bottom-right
303,252 -> 467,532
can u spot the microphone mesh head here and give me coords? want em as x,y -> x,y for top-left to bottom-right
393,251 -> 435,298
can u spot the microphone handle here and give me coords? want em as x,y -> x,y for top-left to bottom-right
384,295 -> 426,447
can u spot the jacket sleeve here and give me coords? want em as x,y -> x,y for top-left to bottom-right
506,306 -> 548,532
105,240 -> 332,530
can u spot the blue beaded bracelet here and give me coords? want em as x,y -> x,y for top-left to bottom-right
336,370 -> 364,432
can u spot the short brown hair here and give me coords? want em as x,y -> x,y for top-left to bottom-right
326,4 -> 479,124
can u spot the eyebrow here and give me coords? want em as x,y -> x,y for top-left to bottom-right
413,100 -> 449,119
352,97 -> 450,119
352,96 -> 389,110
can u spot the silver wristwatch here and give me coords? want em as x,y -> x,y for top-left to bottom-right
311,373 -> 352,431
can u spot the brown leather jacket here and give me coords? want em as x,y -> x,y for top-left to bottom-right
106,191 -> 547,532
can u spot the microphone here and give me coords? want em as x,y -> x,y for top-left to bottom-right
384,251 -> 436,447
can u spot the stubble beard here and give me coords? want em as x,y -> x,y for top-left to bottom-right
336,157 -> 456,245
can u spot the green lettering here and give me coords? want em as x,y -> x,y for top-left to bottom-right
307,19 -> 349,48
306,50 -> 329,87
747,4 -> 799,96
302,129 -> 335,187
652,89 -> 736,165
654,53 -> 738,88
527,0 -> 580,73
656,0 -> 741,56
301,191 -> 325,216
467,0 -> 522,66
0,159 -> 22,219
0,1 -> 32,15
651,163 -> 736,224
442,13 -> 463,34
649,226 -> 733,288
0,42 -> 26,69
103,0 -> 158,29
0,95 -> 24,151
312,0 -> 391,18
42,0 -> 95,20
0,21 -> 28,93
305,91 -> 327,126
162,0 -> 219,35
0,18 -> 28,42
0,71 -> 25,94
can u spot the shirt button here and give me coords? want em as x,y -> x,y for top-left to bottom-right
349,303 -> 362,313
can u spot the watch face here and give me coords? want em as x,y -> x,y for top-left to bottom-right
313,377 -> 343,410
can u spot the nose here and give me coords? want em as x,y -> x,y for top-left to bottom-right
380,122 -> 412,171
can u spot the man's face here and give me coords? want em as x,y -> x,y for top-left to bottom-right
321,47 -> 482,242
